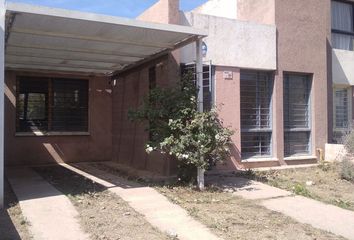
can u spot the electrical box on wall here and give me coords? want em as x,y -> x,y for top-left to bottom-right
223,71 -> 233,80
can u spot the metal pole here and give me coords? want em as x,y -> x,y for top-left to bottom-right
0,0 -> 5,208
196,39 -> 203,113
196,38 -> 205,191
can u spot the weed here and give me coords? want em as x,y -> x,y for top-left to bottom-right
292,183 -> 311,197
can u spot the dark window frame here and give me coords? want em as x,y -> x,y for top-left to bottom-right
283,72 -> 313,157
16,76 -> 89,134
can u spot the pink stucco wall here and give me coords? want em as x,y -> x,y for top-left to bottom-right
274,0 -> 331,163
111,55 -> 179,176
109,0 -> 181,175
5,71 -> 112,166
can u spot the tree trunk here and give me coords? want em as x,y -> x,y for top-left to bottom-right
197,167 -> 205,191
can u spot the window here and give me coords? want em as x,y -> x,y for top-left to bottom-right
334,88 -> 350,129
16,77 -> 89,133
181,62 -> 214,112
240,71 -> 273,159
332,1 -> 354,50
333,88 -> 351,143
284,73 -> 312,156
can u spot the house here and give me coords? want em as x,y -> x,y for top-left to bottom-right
0,0 -> 353,206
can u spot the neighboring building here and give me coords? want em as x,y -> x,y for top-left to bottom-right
331,0 -> 354,142
1,0 -> 353,192
178,0 -> 331,170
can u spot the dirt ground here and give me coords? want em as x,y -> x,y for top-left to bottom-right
155,186 -> 345,240
0,179 -> 33,240
34,166 -> 170,240
247,164 -> 354,211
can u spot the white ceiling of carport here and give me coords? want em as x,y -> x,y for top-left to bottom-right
4,2 -> 206,75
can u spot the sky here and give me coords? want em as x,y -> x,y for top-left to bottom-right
9,0 -> 209,18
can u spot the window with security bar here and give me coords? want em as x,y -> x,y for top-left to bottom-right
240,70 -> 273,159
16,77 -> 89,133
284,73 -> 312,156
181,62 -> 214,112
334,88 -> 350,129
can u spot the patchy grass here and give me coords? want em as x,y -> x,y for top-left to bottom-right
34,166 -> 170,240
0,180 -> 33,240
246,163 -> 354,211
155,186 -> 345,240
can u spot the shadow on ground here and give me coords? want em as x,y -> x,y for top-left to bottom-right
0,180 -> 24,240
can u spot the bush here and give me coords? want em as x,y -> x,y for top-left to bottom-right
340,157 -> 354,182
129,73 -> 233,184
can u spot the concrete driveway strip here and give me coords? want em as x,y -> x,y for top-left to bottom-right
7,167 -> 90,240
64,163 -> 222,240
262,196 -> 354,240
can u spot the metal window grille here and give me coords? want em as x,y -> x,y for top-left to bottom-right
16,77 -> 88,132
284,74 -> 312,156
335,88 -> 349,129
181,61 -> 214,112
240,71 -> 273,158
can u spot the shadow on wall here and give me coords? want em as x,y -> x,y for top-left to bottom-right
4,73 -> 113,166
332,48 -> 352,86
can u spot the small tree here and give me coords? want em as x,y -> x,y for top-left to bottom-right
129,73 -> 233,190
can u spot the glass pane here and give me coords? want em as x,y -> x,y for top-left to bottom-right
241,71 -> 273,130
52,79 -> 89,132
17,78 -> 48,132
335,88 -> 349,128
284,131 -> 310,156
332,1 -> 353,32
241,132 -> 272,158
284,74 -> 311,129
332,33 -> 354,51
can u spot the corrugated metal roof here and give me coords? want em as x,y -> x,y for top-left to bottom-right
4,2 -> 207,75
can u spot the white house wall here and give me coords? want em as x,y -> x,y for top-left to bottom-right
192,0 -> 237,20
180,12 -> 276,70
332,49 -> 354,86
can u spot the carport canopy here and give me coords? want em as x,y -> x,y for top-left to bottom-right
4,2 -> 207,75
0,1 -> 207,208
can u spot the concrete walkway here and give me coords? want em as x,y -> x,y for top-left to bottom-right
7,168 -> 90,240
62,163 -> 221,240
208,175 -> 354,240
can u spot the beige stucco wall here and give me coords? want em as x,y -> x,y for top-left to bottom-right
180,12 -> 277,70
5,71 -> 112,166
237,0 -> 275,25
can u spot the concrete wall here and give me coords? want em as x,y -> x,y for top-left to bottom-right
332,49 -> 354,85
274,0 -> 331,162
180,12 -> 277,70
193,0 -> 237,19
5,71 -> 112,166
237,0 -> 275,25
